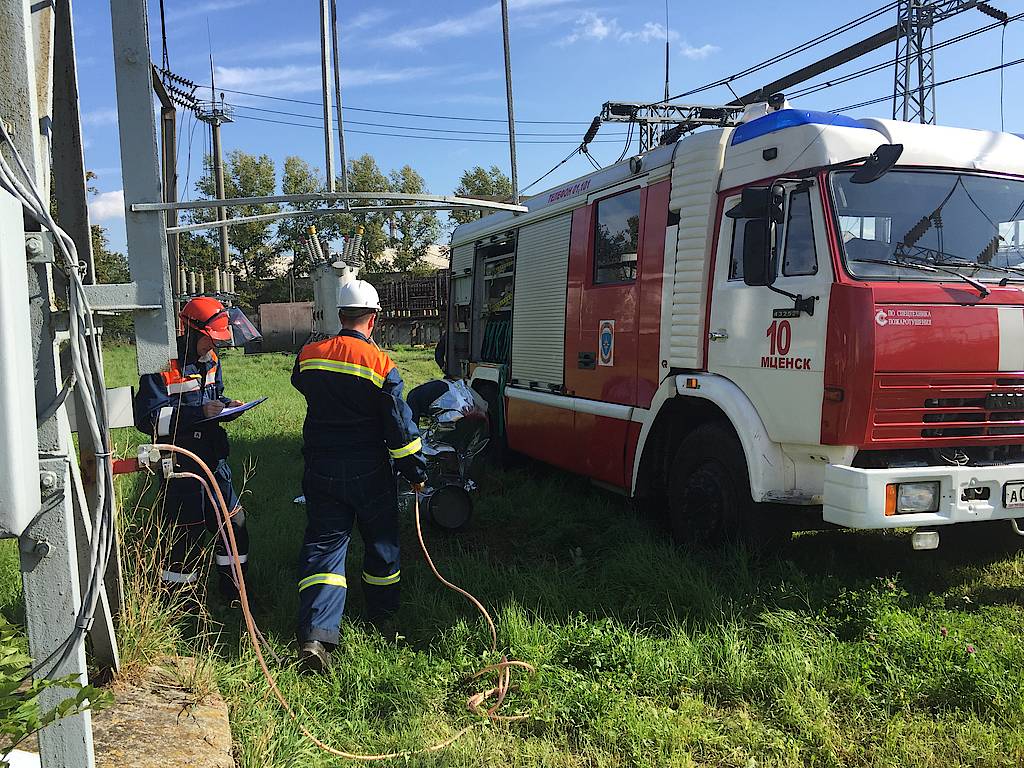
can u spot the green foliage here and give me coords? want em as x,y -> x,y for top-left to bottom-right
451,165 -> 513,227
91,224 -> 134,340
0,617 -> 111,766
277,156 -> 343,278
385,165 -> 441,272
334,154 -> 391,269
188,150 -> 280,306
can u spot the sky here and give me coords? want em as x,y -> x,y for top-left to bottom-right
73,0 -> 1024,252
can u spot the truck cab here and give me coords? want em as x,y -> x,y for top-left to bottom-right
448,106 -> 1024,550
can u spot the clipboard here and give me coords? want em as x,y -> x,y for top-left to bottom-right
198,396 -> 267,424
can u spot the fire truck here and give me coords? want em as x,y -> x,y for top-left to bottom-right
447,103 -> 1024,549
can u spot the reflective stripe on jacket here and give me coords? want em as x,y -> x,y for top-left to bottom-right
134,349 -> 232,466
292,329 -> 427,483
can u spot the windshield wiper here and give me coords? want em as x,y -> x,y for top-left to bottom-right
852,254 -> 990,298
890,247 -> 990,298
896,243 -> 1024,287
931,258 -> 1024,286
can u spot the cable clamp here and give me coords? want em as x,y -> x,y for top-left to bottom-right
76,617 -> 94,632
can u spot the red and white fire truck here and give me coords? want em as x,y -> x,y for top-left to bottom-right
447,104 -> 1024,549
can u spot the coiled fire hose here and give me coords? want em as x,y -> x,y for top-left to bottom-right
150,444 -> 535,761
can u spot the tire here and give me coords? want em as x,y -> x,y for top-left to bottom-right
667,422 -> 780,549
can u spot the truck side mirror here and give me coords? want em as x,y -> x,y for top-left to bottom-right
742,218 -> 773,287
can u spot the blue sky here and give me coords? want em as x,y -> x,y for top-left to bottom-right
75,0 -> 1024,252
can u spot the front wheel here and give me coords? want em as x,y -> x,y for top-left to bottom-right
667,423 -> 784,549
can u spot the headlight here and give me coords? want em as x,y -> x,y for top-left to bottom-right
886,481 -> 941,515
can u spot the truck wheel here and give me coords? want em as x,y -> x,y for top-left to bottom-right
667,423 -> 756,547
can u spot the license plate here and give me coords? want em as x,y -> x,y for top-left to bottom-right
1004,481 -> 1024,509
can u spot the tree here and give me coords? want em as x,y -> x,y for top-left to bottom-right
90,214 -> 134,338
451,165 -> 513,226
189,151 -> 281,302
277,156 -> 343,278
334,154 -> 390,270
91,224 -> 128,284
385,165 -> 441,272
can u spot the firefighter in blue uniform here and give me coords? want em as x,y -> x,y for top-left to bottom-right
291,280 -> 427,672
134,296 -> 258,599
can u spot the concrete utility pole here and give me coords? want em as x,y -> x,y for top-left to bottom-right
499,0 -> 519,205
153,72 -> 180,303
319,0 -> 336,193
329,0 -> 348,195
197,56 -> 234,280
2,1 -> 95,765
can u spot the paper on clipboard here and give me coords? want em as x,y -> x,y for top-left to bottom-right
199,396 -> 267,423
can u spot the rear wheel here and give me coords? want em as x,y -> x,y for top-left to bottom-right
667,423 -> 783,549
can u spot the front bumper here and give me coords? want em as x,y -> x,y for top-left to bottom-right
823,462 -> 1024,529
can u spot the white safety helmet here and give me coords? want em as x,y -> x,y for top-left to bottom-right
337,280 -> 382,312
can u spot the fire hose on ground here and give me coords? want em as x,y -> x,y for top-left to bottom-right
147,444 -> 535,761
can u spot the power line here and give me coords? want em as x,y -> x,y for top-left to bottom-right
830,55 -> 1024,113
519,146 -> 584,195
664,1 -> 898,101
196,84 -> 594,125
228,103 -> 629,137
789,12 -> 1022,101
231,112 -> 625,144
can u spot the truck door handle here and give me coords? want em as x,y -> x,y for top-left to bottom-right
578,351 -> 596,369
708,329 -> 729,342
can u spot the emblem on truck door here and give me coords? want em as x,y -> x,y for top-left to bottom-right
599,320 -> 615,366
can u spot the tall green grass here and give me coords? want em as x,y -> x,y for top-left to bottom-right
5,343 -> 1024,766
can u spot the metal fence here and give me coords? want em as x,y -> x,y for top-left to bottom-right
376,270 -> 449,319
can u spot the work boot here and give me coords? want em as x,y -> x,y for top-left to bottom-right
297,641 -> 332,675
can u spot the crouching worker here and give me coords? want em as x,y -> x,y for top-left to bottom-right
134,297 -> 260,600
291,280 -> 426,673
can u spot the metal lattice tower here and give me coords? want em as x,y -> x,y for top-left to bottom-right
892,1 -> 1008,124
893,0 -> 938,123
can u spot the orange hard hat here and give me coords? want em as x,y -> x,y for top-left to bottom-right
179,297 -> 232,342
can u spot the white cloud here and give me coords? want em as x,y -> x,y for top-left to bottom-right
561,14 -> 685,46
165,0 -> 254,22
619,22 -> 678,44
82,108 -> 118,126
349,9 -> 394,30
88,190 -> 124,222
215,64 -> 441,96
561,11 -> 619,44
380,0 -> 576,49
679,41 -> 720,60
448,70 -> 504,85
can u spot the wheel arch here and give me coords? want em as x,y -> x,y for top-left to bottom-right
633,374 -> 793,502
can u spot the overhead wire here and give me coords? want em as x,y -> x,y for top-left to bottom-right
830,55 -> 1024,112
518,146 -> 585,196
197,84 -> 594,125
1001,21 -> 1008,131
228,103 -> 629,137
230,112 -> 626,144
663,1 -> 898,101
788,12 -> 1024,101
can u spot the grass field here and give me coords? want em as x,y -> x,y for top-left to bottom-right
4,343 -> 1024,766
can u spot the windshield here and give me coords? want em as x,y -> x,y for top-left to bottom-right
831,170 -> 1024,282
